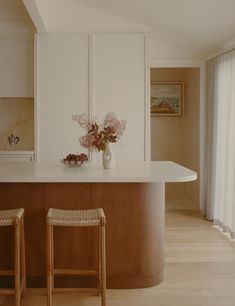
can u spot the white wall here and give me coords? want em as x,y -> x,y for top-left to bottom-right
36,33 -> 146,162
149,39 -> 202,67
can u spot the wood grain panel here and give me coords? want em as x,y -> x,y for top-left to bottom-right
0,182 -> 165,289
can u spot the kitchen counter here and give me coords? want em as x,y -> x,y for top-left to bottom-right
0,151 -> 34,154
0,161 -> 196,182
0,161 -> 196,289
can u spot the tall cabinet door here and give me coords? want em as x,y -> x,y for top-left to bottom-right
36,34 -> 89,162
92,34 -> 146,162
36,33 -> 147,162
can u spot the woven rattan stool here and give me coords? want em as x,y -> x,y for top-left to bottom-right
0,208 -> 26,306
46,208 -> 106,306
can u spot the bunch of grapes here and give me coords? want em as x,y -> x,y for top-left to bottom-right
63,153 -> 88,164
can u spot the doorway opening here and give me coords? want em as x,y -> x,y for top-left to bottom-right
150,67 -> 200,210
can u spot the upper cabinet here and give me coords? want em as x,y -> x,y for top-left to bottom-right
0,2 -> 35,154
0,40 -> 34,97
36,33 -> 147,163
0,1 -> 35,97
92,34 -> 146,162
36,34 -> 90,162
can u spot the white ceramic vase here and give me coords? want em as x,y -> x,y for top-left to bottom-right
102,142 -> 116,169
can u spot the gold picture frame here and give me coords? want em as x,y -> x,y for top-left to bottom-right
151,81 -> 184,117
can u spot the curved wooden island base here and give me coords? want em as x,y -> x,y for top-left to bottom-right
0,182 -> 165,289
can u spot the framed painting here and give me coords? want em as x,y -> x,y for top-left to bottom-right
151,81 -> 184,117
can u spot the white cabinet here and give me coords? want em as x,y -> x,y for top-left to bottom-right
36,33 -> 147,163
0,40 -> 34,97
93,34 -> 146,161
37,34 -> 90,162
0,151 -> 34,162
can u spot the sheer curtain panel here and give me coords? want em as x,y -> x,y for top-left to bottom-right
204,50 -> 235,239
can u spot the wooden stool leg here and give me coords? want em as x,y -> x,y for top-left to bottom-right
51,226 -> 54,290
47,223 -> 53,306
97,227 -> 101,296
98,227 -> 101,284
15,220 -> 21,306
100,224 -> 106,306
20,217 -> 26,296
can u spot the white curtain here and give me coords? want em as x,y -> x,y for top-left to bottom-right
204,50 -> 235,239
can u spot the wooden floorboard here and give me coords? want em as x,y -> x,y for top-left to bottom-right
2,209 -> 235,306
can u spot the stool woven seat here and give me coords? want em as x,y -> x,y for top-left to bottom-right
47,208 -> 105,227
0,208 -> 24,226
46,207 -> 107,306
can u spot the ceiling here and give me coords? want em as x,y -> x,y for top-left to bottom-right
71,0 -> 235,57
2,0 -> 234,57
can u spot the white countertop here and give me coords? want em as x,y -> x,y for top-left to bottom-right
0,161 -> 197,183
0,151 -> 34,155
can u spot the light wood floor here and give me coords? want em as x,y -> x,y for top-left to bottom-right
1,210 -> 235,306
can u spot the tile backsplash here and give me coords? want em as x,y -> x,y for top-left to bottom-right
0,98 -> 34,151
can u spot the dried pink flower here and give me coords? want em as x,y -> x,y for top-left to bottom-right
79,133 -> 95,149
72,113 -> 89,129
104,113 -> 127,140
74,112 -> 127,151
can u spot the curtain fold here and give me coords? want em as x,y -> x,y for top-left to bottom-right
204,50 -> 235,239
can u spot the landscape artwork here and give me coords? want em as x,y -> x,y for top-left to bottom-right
151,82 -> 184,117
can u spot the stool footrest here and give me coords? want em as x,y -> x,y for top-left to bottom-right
0,270 -> 14,276
0,289 -> 15,295
53,269 -> 99,277
53,288 -> 101,294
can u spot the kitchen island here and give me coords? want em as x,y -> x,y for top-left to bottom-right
0,161 -> 196,289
